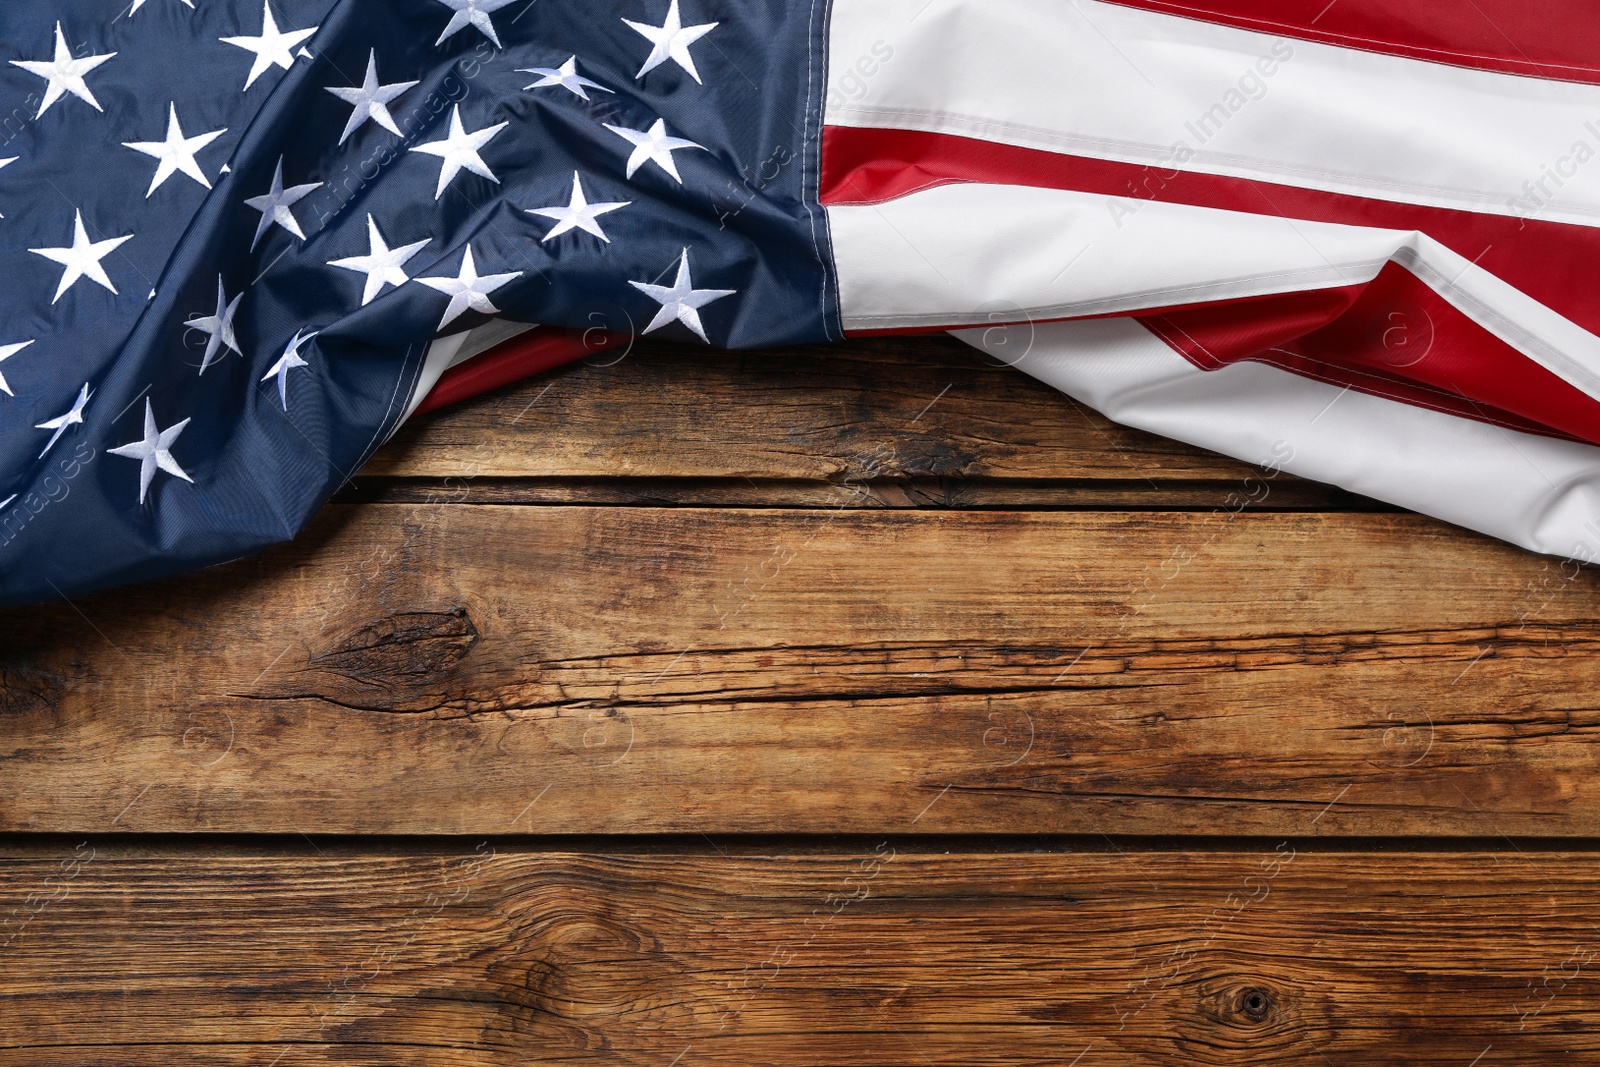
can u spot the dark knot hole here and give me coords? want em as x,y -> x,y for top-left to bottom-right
1239,987 -> 1273,1022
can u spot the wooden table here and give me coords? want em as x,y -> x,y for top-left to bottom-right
4,335 -> 1599,1064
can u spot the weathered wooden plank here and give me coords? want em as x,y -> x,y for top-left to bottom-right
364,336 -> 1264,482
1,842 -> 1596,1065
4,505 -> 1597,836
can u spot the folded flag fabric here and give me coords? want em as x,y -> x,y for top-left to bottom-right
3,0 -> 1600,605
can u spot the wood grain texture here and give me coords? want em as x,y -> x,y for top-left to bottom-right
364,336 -> 1264,483
5,504 -> 1597,836
1,842 -> 1595,1065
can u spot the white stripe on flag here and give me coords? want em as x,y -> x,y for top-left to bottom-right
955,315 -> 1600,562
829,183 -> 1402,328
827,0 -> 1600,226
827,183 -> 1600,402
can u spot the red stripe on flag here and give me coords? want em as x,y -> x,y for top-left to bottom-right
1138,264 -> 1600,445
1097,0 -> 1600,85
413,327 -> 627,417
819,126 -> 1600,342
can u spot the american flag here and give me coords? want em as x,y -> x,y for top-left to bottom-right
3,0 -> 1599,605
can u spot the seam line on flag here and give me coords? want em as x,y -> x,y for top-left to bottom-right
1396,246 -> 1600,404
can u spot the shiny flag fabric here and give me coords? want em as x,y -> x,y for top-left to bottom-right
3,0 -> 1600,605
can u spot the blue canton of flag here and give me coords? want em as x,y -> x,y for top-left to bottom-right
0,0 -> 835,605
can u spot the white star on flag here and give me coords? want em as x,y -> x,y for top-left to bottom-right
189,276 -> 243,374
529,172 -> 631,243
624,0 -> 719,84
604,119 -> 705,183
416,246 -> 522,330
328,214 -> 430,306
410,105 -> 508,199
433,0 -> 517,49
244,156 -> 323,249
0,340 -> 35,397
262,330 -> 315,410
10,22 -> 117,118
326,50 -> 418,145
109,400 -> 193,506
129,0 -> 196,12
29,210 -> 134,304
122,103 -> 227,197
519,56 -> 613,101
35,383 -> 92,458
221,1 -> 319,91
630,248 -> 736,342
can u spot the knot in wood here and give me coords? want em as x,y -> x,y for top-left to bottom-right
0,665 -> 63,718
1238,985 -> 1274,1023
313,607 -> 480,684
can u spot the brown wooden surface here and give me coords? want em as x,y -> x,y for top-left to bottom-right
3,840 -> 1598,1066
4,334 -> 1599,1061
4,505 -> 1599,837
363,337 -> 1265,483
